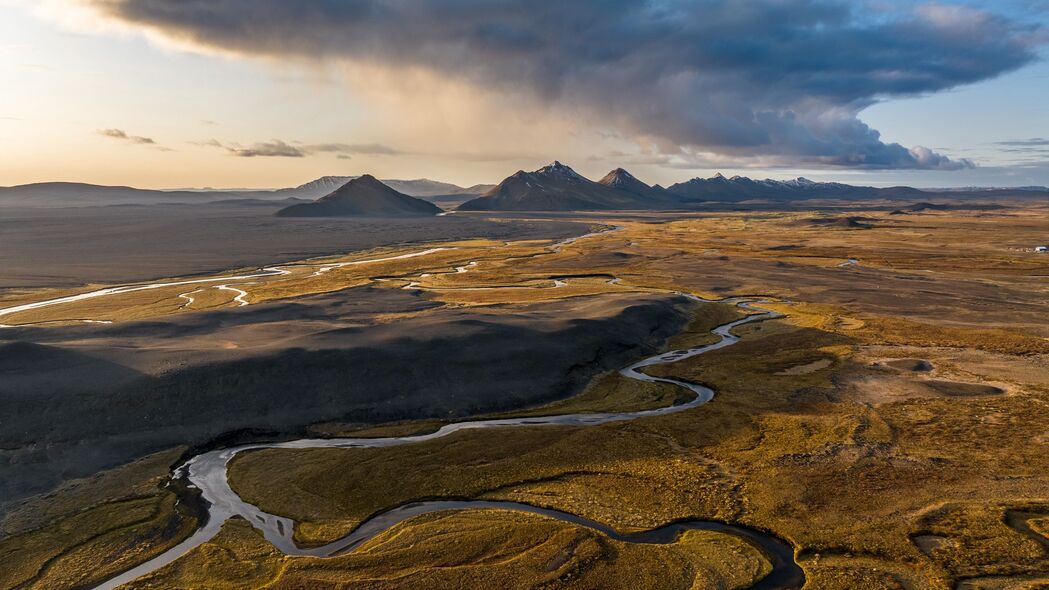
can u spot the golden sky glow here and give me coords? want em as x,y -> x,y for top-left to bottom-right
2,1 -> 1047,189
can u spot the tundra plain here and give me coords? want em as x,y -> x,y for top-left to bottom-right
2,201 -> 1048,590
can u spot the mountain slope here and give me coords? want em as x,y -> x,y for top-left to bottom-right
275,175 -> 442,217
458,162 -> 672,211
597,168 -> 681,206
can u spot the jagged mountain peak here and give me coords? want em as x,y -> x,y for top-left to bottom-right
598,167 -> 649,191
535,161 -> 585,179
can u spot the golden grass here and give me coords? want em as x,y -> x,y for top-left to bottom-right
0,449 -> 197,590
7,207 -> 1049,588
225,303 -> 1049,588
123,510 -> 770,590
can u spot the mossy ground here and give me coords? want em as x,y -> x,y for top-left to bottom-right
3,206 -> 1048,589
0,449 -> 197,590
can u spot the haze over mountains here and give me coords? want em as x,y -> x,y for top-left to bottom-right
0,177 -> 492,209
280,176 -> 495,200
1,163 -> 1045,211
276,175 -> 442,217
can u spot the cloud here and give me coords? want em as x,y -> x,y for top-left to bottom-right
996,138 -> 1049,147
190,138 -> 224,148
223,139 -> 305,158
197,139 -> 402,158
81,0 -> 1044,170
221,137 -> 304,156
306,142 -> 402,156
98,127 -> 156,145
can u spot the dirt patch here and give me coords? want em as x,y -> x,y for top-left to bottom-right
835,317 -> 866,330
1028,517 -> 1049,541
924,380 -> 1005,397
845,373 -> 940,404
913,534 -> 955,557
797,216 -> 876,229
885,358 -> 933,372
776,358 -> 833,375
845,374 -> 1006,404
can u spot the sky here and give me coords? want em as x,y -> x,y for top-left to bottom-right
1,0 -> 1047,190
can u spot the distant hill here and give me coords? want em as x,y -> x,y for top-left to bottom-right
275,176 -> 492,200
275,175 -> 442,217
0,176 -> 489,208
0,182 -> 246,208
664,174 -> 1047,202
889,201 -> 1008,214
206,197 -> 312,207
458,162 -> 678,211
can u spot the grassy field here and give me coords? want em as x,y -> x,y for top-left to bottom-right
3,204 -> 1048,589
221,301 -> 1049,588
0,449 -> 196,590
121,512 -> 770,590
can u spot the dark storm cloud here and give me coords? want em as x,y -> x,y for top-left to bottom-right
91,0 -> 1045,169
98,128 -> 156,145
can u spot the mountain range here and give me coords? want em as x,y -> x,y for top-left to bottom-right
458,162 -> 679,211
460,163 -> 1046,211
1,165 -> 1044,210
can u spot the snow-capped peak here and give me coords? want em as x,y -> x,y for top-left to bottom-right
295,175 -> 355,191
536,161 -> 585,180
792,177 -> 816,186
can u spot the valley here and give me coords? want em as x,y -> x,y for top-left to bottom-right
6,3 -> 1049,588
2,200 -> 1047,589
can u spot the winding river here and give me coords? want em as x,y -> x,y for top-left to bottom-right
0,227 -> 605,324
89,297 -> 803,590
1,225 -> 803,588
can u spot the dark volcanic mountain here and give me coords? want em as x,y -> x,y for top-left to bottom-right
278,176 -> 490,200
276,175 -> 442,217
457,162 -> 676,211
598,167 -> 652,193
598,168 -> 675,200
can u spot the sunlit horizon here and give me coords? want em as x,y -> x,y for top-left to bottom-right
2,0 -> 1047,190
